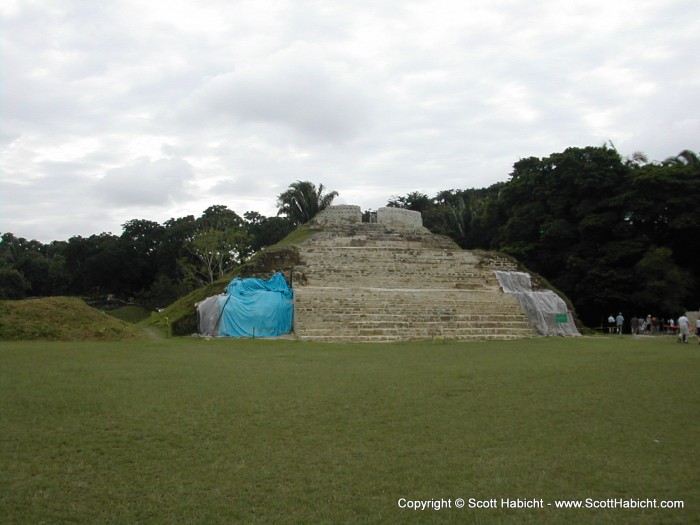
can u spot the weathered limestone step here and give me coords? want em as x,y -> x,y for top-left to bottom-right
301,223 -> 458,250
294,287 -> 521,306
296,330 -> 531,342
293,283 -> 535,341
298,314 -> 528,328
295,248 -> 507,290
298,329 -> 535,338
296,315 -> 532,330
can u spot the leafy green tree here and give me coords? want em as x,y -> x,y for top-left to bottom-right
623,151 -> 700,308
625,154 -> 700,272
419,190 -> 470,245
63,233 -> 124,297
157,215 -> 197,282
1,233 -> 38,293
277,181 -> 338,225
0,233 -> 21,266
120,219 -> 165,296
0,233 -> 66,296
45,244 -> 70,296
424,186 -> 505,249
244,211 -> 295,252
183,228 -> 252,285
198,205 -> 245,231
139,273 -> 190,309
0,267 -> 28,299
632,247 -> 691,315
495,146 -> 638,323
387,191 -> 434,213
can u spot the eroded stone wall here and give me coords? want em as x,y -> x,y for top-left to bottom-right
311,205 -> 362,225
376,207 -> 423,229
311,204 -> 424,229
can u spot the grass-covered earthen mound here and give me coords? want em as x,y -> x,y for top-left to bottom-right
0,297 -> 146,341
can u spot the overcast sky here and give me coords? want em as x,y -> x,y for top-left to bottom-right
2,0 -> 699,242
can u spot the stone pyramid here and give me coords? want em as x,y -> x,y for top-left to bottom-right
290,205 -> 538,342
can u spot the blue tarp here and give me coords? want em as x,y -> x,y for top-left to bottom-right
217,273 -> 294,338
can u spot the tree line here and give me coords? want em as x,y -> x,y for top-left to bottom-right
0,181 -> 335,308
2,146 -> 698,327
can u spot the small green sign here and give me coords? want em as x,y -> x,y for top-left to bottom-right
555,313 -> 569,323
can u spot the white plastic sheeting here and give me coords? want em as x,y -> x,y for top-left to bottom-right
196,294 -> 229,336
495,271 -> 579,336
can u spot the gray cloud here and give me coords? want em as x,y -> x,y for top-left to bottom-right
93,157 -> 194,206
177,44 -> 375,142
1,0 -> 699,242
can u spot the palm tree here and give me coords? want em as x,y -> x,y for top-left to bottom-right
277,181 -> 339,225
625,151 -> 649,167
662,149 -> 700,167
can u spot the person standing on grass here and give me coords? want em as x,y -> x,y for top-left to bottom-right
608,314 -> 615,333
678,314 -> 690,344
696,318 -> 700,345
616,312 -> 624,335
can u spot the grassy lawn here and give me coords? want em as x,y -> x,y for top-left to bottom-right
1,336 -> 698,524
107,305 -> 153,324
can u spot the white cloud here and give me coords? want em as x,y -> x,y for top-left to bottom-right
1,0 -> 699,242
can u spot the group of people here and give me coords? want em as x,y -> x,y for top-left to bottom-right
607,312 -> 700,344
630,314 -> 660,335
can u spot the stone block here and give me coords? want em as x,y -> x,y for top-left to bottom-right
311,205 -> 362,225
376,207 -> 423,229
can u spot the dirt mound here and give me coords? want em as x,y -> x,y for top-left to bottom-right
0,297 -> 146,341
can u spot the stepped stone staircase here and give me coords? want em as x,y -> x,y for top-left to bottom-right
290,206 -> 537,342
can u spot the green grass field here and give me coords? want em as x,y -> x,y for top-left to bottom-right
1,336 -> 698,524
107,305 -> 153,324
